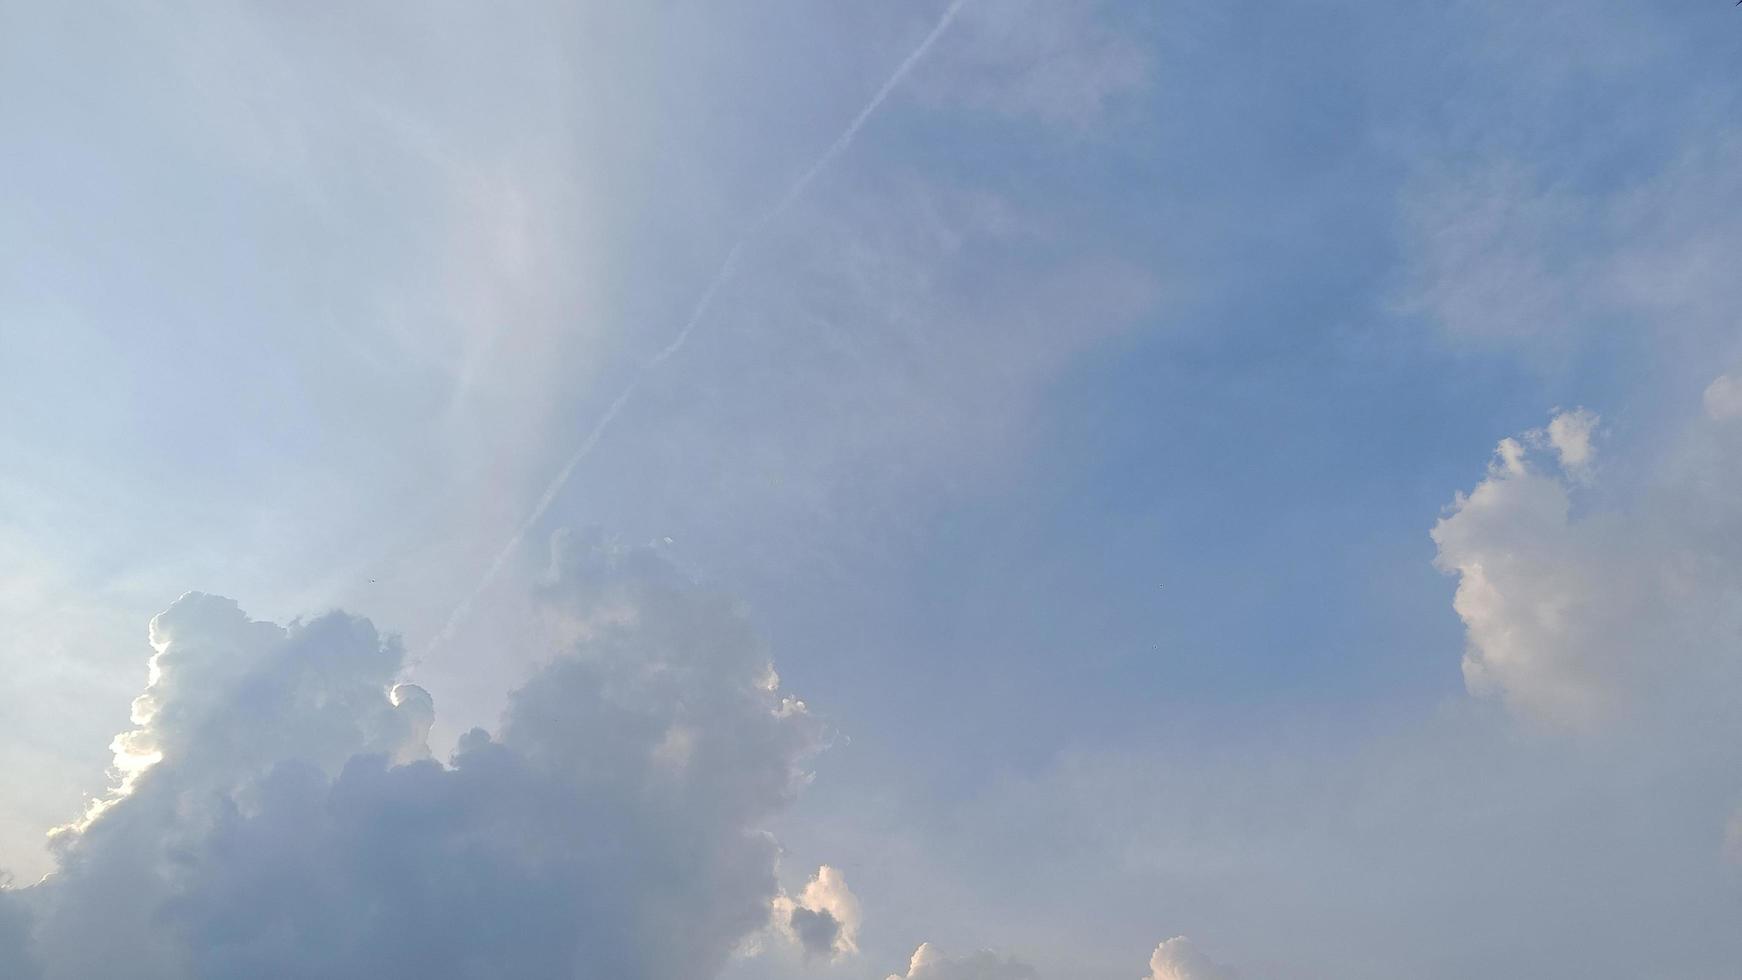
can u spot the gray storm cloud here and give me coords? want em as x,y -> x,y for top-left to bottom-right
0,532 -> 1231,980
770,863 -> 862,962
879,937 -> 1234,980
3,539 -> 825,979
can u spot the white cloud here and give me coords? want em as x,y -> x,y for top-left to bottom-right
772,864 -> 863,962
0,0 -> 1166,888
1146,937 -> 1235,980
1433,397 -> 1742,730
1703,372 -> 1742,422
11,538 -> 826,979
886,943 -> 1040,980
878,938 -> 1234,980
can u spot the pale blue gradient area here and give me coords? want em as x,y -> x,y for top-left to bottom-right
558,0 -> 1737,754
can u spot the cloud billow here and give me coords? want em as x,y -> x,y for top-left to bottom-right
1433,395 -> 1742,731
0,534 -> 1237,980
880,935 -> 1231,980
10,541 -> 824,979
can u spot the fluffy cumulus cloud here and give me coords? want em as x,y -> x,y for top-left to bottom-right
2,522 -> 1250,980
1703,373 -> 1742,422
1433,393 -> 1742,731
771,864 -> 862,962
880,939 -> 1234,980
7,538 -> 827,979
886,943 -> 1040,980
1145,937 -> 1235,980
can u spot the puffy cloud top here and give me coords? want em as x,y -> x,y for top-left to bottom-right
887,943 -> 1041,980
10,540 -> 826,979
1145,937 -> 1236,980
1433,397 -> 1742,730
773,864 -> 862,961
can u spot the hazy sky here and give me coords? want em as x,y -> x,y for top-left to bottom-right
4,2 -> 1742,978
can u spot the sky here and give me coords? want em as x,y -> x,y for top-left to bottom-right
3,1 -> 1742,977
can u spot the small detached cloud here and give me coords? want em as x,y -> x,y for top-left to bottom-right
886,943 -> 1040,980
1702,372 -> 1742,422
1432,408 -> 1640,727
772,865 -> 862,962
1146,936 -> 1236,980
883,938 -> 1235,980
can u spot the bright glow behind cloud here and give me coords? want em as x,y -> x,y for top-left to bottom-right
10,541 -> 826,980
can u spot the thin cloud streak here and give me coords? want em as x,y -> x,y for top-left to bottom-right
423,0 -> 970,661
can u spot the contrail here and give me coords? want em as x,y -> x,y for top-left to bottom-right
425,0 -> 968,656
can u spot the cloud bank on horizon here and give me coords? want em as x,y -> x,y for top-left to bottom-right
0,539 -> 1224,979
1435,395 -> 1742,733
18,365 -> 1742,975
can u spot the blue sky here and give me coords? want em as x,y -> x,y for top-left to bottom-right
5,2 -> 1742,978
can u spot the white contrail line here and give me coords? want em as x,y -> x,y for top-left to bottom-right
424,0 -> 968,657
